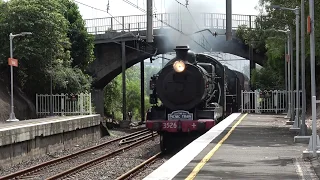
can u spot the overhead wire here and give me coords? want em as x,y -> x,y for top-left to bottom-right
73,0 -> 158,57
121,0 -> 211,52
173,0 -> 212,51
75,0 -> 211,56
123,0 -> 210,51
186,7 -> 212,49
174,0 -> 187,7
73,0 -> 121,25
74,1 -> 246,75
122,0 -> 146,13
153,0 -> 157,14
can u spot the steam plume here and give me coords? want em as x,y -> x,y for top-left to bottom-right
161,0 -> 224,53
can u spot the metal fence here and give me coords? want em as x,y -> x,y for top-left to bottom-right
36,93 -> 92,117
84,13 -> 258,34
241,90 -> 302,114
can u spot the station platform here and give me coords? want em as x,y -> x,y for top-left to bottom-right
144,113 -> 318,180
0,115 -> 101,146
0,115 -> 101,167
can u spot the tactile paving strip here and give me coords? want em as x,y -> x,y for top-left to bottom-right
294,157 -> 319,180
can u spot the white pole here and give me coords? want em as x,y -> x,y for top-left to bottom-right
312,96 -> 317,156
300,0 -> 306,135
226,0 -> 232,41
146,0 -> 153,42
293,6 -> 300,128
284,42 -> 288,111
286,33 -> 291,119
305,0 -> 318,158
310,0 -> 317,157
309,0 -> 316,103
7,33 -> 18,122
289,30 -> 294,121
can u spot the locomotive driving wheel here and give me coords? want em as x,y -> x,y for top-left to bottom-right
160,133 -> 167,152
160,132 -> 171,152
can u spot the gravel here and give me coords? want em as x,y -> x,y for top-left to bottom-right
4,115 -> 300,179
69,135 -> 191,180
0,129 -> 140,177
30,141 -> 122,179
72,136 -> 161,180
131,155 -> 170,180
131,140 -> 190,180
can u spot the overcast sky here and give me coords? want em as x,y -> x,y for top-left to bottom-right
75,0 -> 260,19
73,0 -> 261,77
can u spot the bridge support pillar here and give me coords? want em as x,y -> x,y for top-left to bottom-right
91,89 -> 104,118
140,57 -> 145,123
249,45 -> 256,111
121,41 -> 127,121
249,45 -> 256,90
249,61 -> 256,80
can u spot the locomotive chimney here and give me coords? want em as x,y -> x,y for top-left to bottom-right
174,46 -> 189,61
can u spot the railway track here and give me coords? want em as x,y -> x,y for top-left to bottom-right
0,129 -> 158,180
116,152 -> 162,180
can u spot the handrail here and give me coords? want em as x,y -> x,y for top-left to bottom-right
84,12 -> 259,35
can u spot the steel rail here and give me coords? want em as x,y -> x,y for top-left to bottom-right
46,134 -> 159,180
0,129 -> 150,180
116,152 -> 162,180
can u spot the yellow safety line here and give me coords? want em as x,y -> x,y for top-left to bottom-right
185,113 -> 248,180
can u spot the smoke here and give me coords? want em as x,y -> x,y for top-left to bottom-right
160,0 -> 225,53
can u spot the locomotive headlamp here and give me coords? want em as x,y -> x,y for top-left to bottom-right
173,60 -> 186,73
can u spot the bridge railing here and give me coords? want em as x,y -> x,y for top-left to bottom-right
36,93 -> 92,117
202,13 -> 258,30
85,13 -> 258,35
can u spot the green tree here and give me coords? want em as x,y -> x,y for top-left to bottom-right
0,0 -> 70,95
104,65 -> 160,121
59,0 -> 95,71
104,76 -> 122,118
236,1 -> 307,90
0,0 -> 92,98
236,0 -> 320,106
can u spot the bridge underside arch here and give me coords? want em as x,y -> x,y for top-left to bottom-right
153,28 -> 266,66
89,36 -> 167,89
90,32 -> 266,89
88,32 -> 266,117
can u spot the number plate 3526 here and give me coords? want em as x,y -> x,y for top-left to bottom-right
163,122 -> 177,129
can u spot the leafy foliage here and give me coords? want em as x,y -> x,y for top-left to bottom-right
0,0 -> 93,98
236,0 -> 320,91
104,65 -> 161,121
251,64 -> 284,90
60,0 -> 95,71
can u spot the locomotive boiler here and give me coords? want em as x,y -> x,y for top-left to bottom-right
146,46 -> 225,151
146,46 -> 250,152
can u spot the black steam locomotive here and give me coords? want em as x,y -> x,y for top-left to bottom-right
146,46 -> 250,151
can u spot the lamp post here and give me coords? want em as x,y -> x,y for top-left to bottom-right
300,0 -> 306,135
44,48 -> 54,117
270,5 -> 301,129
7,32 -> 32,122
50,49 -> 53,116
309,0 -> 317,157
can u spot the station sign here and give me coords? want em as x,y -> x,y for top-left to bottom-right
8,58 -> 18,67
286,54 -> 290,62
